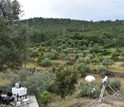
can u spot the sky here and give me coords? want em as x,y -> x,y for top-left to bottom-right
18,0 -> 124,21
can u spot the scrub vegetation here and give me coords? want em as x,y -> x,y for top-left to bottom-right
0,0 -> 124,107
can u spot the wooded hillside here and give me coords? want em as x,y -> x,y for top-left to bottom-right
22,18 -> 124,47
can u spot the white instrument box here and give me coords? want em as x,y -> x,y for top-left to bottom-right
12,87 -> 27,96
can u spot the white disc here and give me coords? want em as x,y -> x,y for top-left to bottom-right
85,75 -> 95,83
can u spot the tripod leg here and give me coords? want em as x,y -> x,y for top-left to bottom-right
108,84 -> 117,95
98,83 -> 107,103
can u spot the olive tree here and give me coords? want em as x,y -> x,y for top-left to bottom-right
0,0 -> 30,69
102,58 -> 114,68
54,69 -> 78,98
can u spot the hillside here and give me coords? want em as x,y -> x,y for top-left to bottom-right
1,1 -> 124,107
1,16 -> 124,106
20,18 -> 124,107
21,18 -> 124,47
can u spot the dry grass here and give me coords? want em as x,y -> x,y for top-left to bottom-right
109,62 -> 124,73
23,60 -> 69,72
49,97 -> 93,107
23,62 -> 47,70
51,60 -> 68,65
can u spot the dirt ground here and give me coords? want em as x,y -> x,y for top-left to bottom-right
86,95 -> 124,107
70,95 -> 124,107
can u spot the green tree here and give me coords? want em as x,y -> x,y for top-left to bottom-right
0,0 -> 21,22
102,58 -> 114,68
24,71 -> 54,95
54,69 -> 77,98
0,0 -> 29,69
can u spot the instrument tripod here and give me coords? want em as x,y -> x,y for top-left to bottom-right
98,80 -> 117,103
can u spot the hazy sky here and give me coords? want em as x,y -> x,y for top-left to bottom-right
18,0 -> 124,21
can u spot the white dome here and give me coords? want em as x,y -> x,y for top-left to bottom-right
85,75 -> 95,83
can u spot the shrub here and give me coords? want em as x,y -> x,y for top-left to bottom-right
59,53 -> 67,60
0,70 -> 31,91
91,44 -> 104,54
76,57 -> 90,64
76,53 -> 85,58
37,56 -> 45,64
84,56 -> 91,64
76,57 -> 84,64
111,52 -> 119,60
107,78 -> 121,94
38,47 -> 45,53
0,82 -> 11,91
24,71 -> 55,95
98,65 -> 109,76
98,56 -> 104,62
45,46 -> 52,52
60,44 -> 67,49
45,50 -> 58,59
111,49 -> 121,61
40,91 -> 51,105
82,50 -> 90,57
49,65 -> 66,73
79,83 -> 100,98
66,54 -> 76,61
30,50 -> 39,58
40,58 -> 52,67
57,46 -> 62,51
8,69 -> 32,89
54,69 -> 78,98
102,58 -> 114,68
92,58 -> 100,63
48,53 -> 57,60
8,70 -> 55,95
17,69 -> 32,81
66,61 -> 74,65
75,63 -> 90,77
66,48 -> 74,53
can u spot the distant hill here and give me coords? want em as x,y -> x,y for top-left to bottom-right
21,18 -> 124,47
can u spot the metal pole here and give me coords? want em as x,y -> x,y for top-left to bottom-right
108,84 -> 117,95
